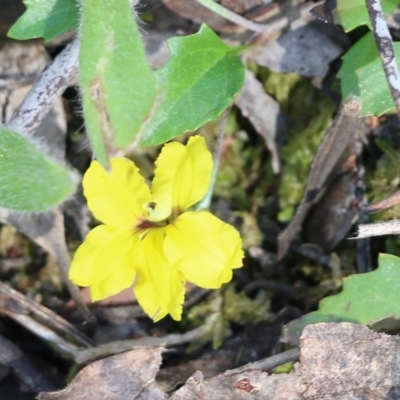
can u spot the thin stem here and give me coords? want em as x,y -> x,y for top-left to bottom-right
6,38 -> 80,137
197,108 -> 230,211
226,348 -> 300,373
74,326 -> 205,364
356,219 -> 400,238
195,0 -> 267,32
366,0 -> 400,117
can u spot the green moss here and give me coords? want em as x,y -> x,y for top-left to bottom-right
257,70 -> 335,222
274,362 -> 295,374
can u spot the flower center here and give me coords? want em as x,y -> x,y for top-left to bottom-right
135,200 -> 182,234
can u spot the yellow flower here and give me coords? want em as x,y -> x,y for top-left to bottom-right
69,136 -> 243,321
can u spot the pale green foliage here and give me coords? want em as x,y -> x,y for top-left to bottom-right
8,0 -> 78,42
339,33 -> 400,116
336,4 -> 400,116
140,25 -> 245,147
332,0 -> 398,32
0,127 -> 77,211
79,0 -> 157,165
285,254 -> 400,344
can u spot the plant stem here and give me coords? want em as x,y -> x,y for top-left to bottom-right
197,108 -> 230,211
227,348 -> 300,373
366,0 -> 400,117
74,326 -> 205,364
195,0 -> 266,32
357,219 -> 400,238
6,38 -> 79,137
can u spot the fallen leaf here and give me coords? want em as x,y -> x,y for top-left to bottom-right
303,137 -> 362,251
235,69 -> 282,174
172,323 -> 400,399
250,21 -> 347,77
278,109 -> 368,259
38,348 -> 165,400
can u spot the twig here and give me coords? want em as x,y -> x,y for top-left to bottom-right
366,190 -> 400,213
0,281 -> 93,350
366,0 -> 400,117
6,38 -> 79,137
194,0 -> 267,32
356,219 -> 400,238
226,348 -> 300,373
74,326 -> 205,364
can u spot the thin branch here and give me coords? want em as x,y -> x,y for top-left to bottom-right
195,0 -> 267,32
226,348 -> 300,373
73,326 -> 205,364
356,219 -> 400,238
366,0 -> 400,117
6,38 -> 79,137
366,190 -> 400,213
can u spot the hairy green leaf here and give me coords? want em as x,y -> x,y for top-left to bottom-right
332,0 -> 398,32
80,0 -> 157,165
8,0 -> 78,42
0,127 -> 77,211
284,253 -> 400,345
140,25 -> 245,147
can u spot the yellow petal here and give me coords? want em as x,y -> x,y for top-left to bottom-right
151,136 -> 212,217
83,158 -> 152,227
134,227 -> 185,321
69,225 -> 139,301
164,211 -> 243,288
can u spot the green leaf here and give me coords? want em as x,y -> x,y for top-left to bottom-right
284,253 -> 400,345
338,32 -> 377,100
80,0 -> 157,165
338,32 -> 400,116
140,25 -> 245,147
355,49 -> 400,116
332,0 -> 398,32
0,127 -> 77,211
8,0 -> 78,42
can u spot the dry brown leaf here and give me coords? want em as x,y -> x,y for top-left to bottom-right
278,110 -> 368,259
303,138 -> 362,251
250,21 -> 347,77
171,323 -> 400,399
170,367 -> 300,399
297,323 -> 400,398
38,348 -> 165,400
235,69 -> 281,174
